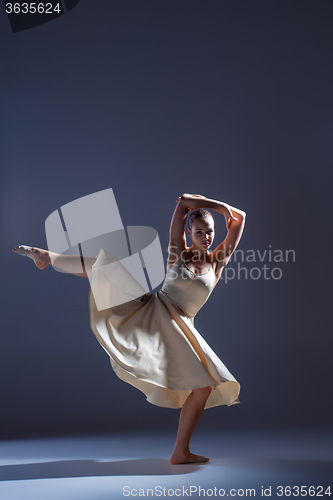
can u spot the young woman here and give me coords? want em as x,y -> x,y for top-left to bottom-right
13,193 -> 246,465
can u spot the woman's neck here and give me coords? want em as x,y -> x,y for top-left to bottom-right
187,246 -> 211,262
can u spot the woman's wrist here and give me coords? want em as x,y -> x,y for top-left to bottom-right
179,193 -> 218,211
200,198 -> 245,221
178,194 -> 203,211
190,196 -> 230,215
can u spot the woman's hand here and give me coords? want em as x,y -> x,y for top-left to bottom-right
176,194 -> 208,208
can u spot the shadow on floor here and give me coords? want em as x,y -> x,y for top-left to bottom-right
0,458 -> 200,481
1,457 -> 332,482
210,457 -> 333,475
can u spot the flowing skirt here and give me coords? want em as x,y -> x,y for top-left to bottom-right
89,286 -> 240,410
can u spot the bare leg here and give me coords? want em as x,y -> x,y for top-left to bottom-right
170,386 -> 212,465
13,245 -> 96,278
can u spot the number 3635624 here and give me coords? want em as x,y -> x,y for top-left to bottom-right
5,3 -> 61,14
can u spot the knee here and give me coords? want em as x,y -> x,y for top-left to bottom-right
192,386 -> 212,399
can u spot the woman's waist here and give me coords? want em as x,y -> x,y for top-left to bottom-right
157,289 -> 194,317
158,289 -> 199,318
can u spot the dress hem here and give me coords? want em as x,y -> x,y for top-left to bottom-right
110,356 -> 241,410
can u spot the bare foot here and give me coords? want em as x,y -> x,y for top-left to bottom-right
170,450 -> 209,465
13,245 -> 51,270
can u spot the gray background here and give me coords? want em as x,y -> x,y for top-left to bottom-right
0,0 -> 332,439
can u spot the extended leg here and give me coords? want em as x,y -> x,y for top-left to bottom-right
13,245 -> 96,278
170,386 -> 212,465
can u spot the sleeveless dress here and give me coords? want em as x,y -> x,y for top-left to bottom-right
88,249 -> 240,409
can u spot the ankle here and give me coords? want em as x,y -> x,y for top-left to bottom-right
173,442 -> 190,454
46,251 -> 51,267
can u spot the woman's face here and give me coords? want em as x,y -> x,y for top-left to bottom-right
188,217 -> 215,251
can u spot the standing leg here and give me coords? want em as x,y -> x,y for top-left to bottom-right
170,386 -> 212,464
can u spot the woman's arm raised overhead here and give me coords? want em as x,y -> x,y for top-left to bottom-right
166,196 -> 191,270
213,212 -> 246,267
177,193 -> 243,220
176,193 -> 246,271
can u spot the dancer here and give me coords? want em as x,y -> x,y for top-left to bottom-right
13,193 -> 246,464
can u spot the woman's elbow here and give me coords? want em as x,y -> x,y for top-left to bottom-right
237,210 -> 246,221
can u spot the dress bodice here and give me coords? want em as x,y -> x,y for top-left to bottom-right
159,257 -> 216,318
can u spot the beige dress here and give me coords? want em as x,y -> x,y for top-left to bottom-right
89,249 -> 240,409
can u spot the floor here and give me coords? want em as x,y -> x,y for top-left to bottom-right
0,429 -> 332,499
